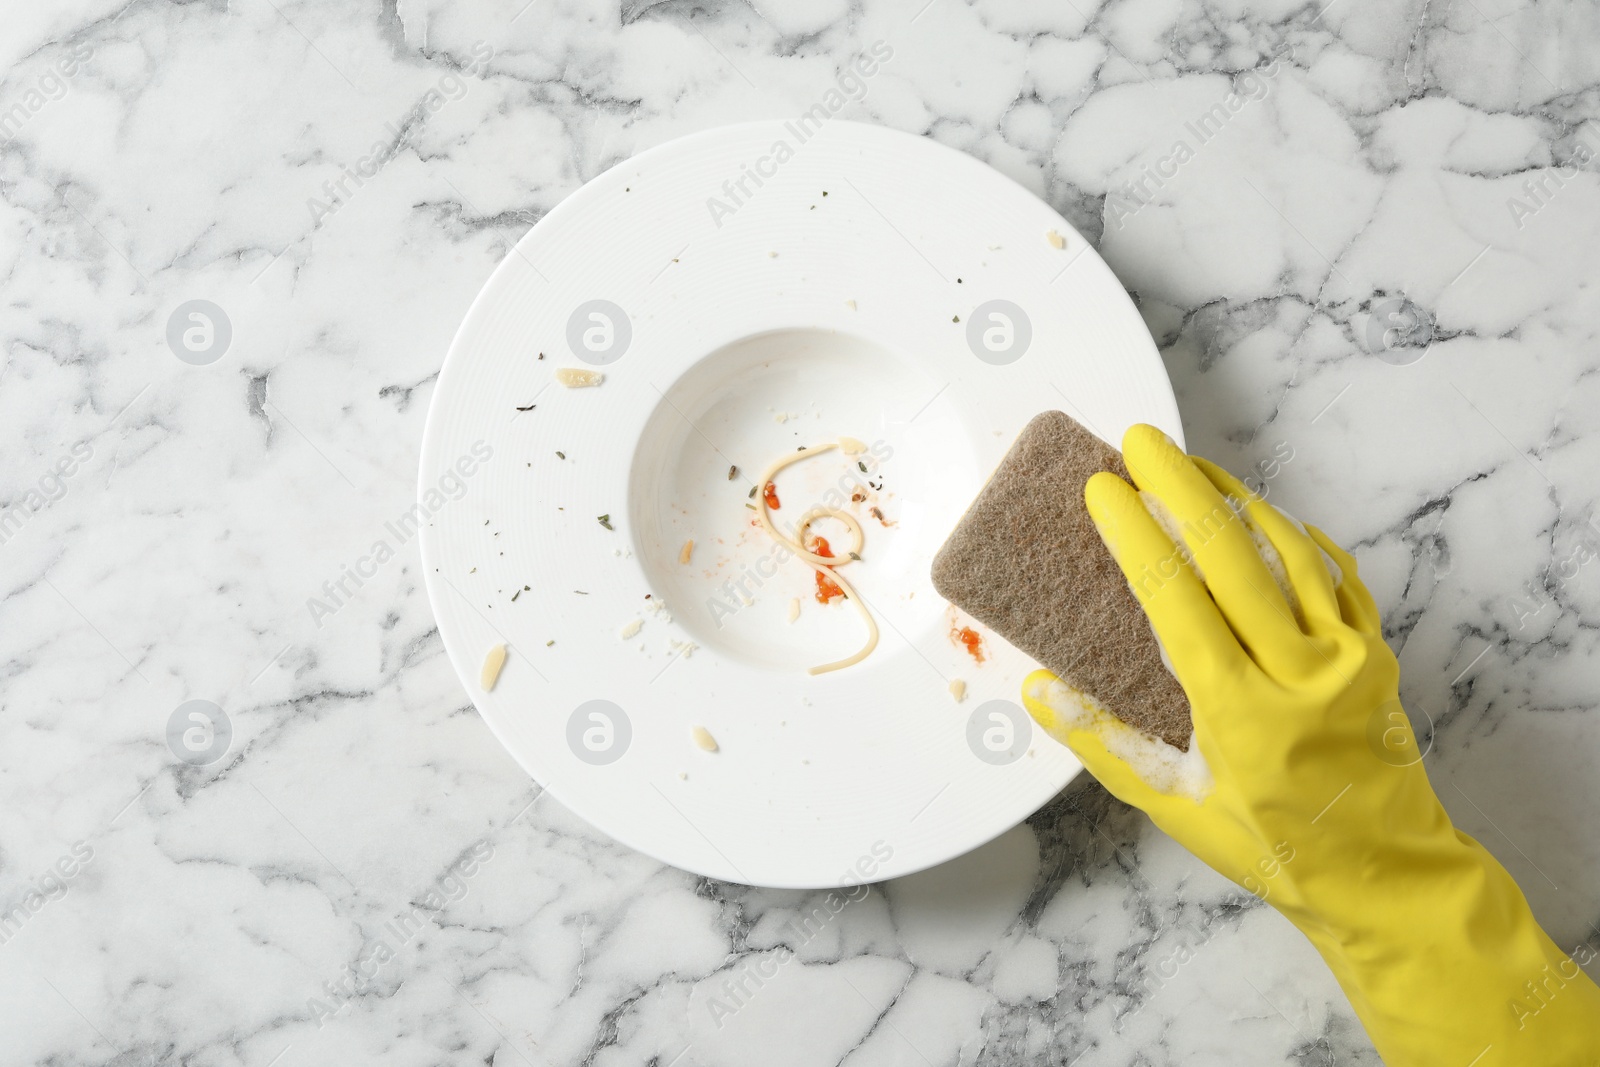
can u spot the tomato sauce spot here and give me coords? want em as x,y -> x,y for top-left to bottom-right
808,535 -> 844,604
953,625 -> 985,663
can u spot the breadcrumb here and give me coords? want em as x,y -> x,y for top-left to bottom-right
480,644 -> 507,690
555,367 -> 603,387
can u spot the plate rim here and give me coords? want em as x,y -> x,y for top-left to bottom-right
418,119 -> 1182,887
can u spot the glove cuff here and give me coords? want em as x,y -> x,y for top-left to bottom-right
1290,831 -> 1600,1066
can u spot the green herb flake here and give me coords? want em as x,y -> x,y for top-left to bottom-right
597,514 -> 613,531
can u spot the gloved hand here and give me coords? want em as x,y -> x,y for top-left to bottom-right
1023,424 -> 1600,1066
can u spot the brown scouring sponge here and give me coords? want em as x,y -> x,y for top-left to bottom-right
931,410 -> 1193,749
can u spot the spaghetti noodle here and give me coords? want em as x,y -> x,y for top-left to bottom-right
755,442 -> 880,675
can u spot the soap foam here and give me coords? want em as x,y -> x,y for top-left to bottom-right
1026,672 -> 1213,802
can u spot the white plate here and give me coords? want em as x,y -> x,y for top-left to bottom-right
419,121 -> 1182,888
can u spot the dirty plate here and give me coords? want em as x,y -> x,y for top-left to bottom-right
419,120 -> 1182,887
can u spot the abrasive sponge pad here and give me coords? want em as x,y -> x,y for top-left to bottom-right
930,410 -> 1193,749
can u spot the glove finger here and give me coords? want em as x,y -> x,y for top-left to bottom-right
1120,426 -> 1317,672
1304,523 -> 1383,637
1022,670 -> 1187,818
1191,457 -> 1342,632
1085,470 -> 1250,684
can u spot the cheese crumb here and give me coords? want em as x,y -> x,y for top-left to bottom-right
845,299 -> 857,310
480,644 -> 507,690
692,726 -> 719,752
1045,229 -> 1065,249
679,539 -> 694,564
949,678 -> 967,703
788,597 -> 801,623
837,436 -> 868,455
619,618 -> 643,640
555,367 -> 604,387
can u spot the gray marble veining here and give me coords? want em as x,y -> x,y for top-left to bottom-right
1,1 -> 1597,1064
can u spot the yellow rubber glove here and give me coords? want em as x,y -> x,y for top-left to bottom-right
1023,424 -> 1600,1066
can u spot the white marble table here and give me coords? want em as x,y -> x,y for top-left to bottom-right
4,1 -> 1598,1064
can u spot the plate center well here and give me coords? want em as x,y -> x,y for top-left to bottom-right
627,327 -> 975,672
